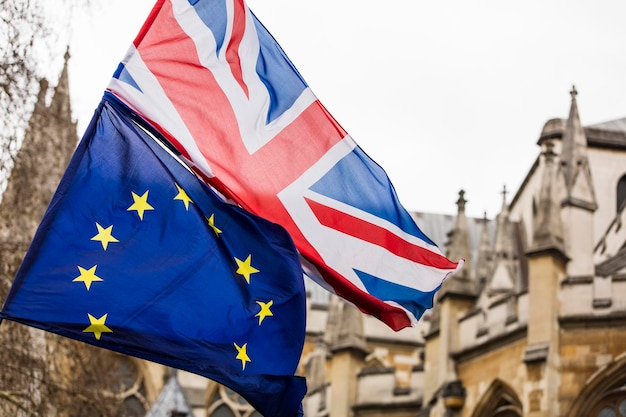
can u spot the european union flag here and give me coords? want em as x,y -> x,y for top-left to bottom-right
0,97 -> 307,417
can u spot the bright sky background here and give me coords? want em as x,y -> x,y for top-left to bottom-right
57,0 -> 626,220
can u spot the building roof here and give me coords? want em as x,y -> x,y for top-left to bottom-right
539,116 -> 626,150
588,117 -> 626,133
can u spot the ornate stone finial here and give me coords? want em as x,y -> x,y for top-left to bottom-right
456,189 -> 467,213
442,188 -> 475,291
489,182 -> 517,294
64,45 -> 71,62
570,84 -> 577,99
498,185 -> 510,216
474,210 -> 492,292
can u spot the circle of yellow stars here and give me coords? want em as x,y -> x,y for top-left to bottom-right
74,182 -> 275,372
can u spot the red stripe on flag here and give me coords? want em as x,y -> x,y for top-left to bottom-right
133,0 -> 166,48
137,2 -> 348,192
305,197 -> 458,270
316,266 -> 413,331
226,0 -> 249,97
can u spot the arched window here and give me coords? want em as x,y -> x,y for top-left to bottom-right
471,379 -> 522,417
110,356 -> 149,417
617,175 -> 626,213
582,384 -> 626,417
207,385 -> 258,417
567,355 -> 626,417
591,394 -> 626,417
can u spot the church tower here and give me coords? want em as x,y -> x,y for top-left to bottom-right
0,48 -> 77,261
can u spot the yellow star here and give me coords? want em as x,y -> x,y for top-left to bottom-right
255,300 -> 274,325
206,214 -> 222,237
234,342 -> 251,370
234,255 -> 259,284
83,313 -> 112,341
174,183 -> 193,210
127,190 -> 154,220
73,265 -> 103,290
91,223 -> 119,251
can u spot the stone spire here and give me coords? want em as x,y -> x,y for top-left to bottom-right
559,85 -> 597,211
0,48 -> 77,246
440,190 -> 476,297
48,47 -> 74,123
446,190 -> 472,276
474,211 -> 492,295
558,86 -> 596,278
423,192 -> 476,410
486,186 -> 517,295
528,141 -> 566,257
493,186 -> 513,256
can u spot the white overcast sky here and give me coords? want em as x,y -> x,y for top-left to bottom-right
57,0 -> 626,220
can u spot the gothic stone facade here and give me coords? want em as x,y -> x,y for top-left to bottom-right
423,88 -> 626,417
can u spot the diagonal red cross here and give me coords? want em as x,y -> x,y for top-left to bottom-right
128,0 -> 436,330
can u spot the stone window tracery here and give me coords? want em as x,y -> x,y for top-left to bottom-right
590,389 -> 626,417
567,356 -> 626,417
207,385 -> 261,417
111,357 -> 149,417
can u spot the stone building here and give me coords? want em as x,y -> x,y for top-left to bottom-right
422,87 -> 626,417
2,51 -> 626,417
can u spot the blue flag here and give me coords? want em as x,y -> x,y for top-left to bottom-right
0,97 -> 307,417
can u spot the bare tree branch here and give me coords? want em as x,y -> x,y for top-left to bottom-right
1,2 -> 147,416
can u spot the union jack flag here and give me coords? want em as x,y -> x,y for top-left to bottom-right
107,0 -> 462,331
